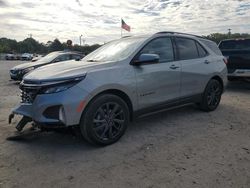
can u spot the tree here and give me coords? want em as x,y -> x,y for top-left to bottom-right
203,33 -> 250,44
48,39 -> 64,52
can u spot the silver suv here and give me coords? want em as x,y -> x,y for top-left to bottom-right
9,32 -> 227,145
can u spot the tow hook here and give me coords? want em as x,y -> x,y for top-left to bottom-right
16,116 -> 32,131
9,115 -> 32,132
8,113 -> 14,124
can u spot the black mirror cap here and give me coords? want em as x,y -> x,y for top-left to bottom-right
132,53 -> 160,65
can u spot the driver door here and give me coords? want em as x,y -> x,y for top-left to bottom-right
133,37 -> 181,109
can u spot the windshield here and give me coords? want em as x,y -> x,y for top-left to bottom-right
36,52 -> 60,63
83,37 -> 146,62
219,39 -> 250,50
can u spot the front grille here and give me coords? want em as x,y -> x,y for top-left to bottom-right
20,83 -> 40,104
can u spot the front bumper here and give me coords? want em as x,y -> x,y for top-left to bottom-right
228,69 -> 250,78
10,85 -> 91,127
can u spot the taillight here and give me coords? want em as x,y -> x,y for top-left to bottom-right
223,57 -> 228,64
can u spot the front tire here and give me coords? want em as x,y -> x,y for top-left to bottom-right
199,79 -> 223,112
80,94 -> 129,146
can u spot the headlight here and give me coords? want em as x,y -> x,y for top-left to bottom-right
21,67 -> 35,74
39,76 -> 85,94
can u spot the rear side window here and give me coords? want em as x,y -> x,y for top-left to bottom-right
176,38 -> 199,60
196,42 -> 207,57
200,39 -> 222,55
219,39 -> 250,50
139,37 -> 174,63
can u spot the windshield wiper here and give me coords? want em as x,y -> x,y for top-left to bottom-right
86,59 -> 99,62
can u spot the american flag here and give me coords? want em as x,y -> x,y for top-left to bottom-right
121,19 -> 131,32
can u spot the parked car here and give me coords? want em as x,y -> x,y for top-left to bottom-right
21,53 -> 33,61
5,53 -> 15,60
9,51 -> 84,81
219,38 -> 250,81
5,53 -> 21,60
9,32 -> 227,145
31,55 -> 43,62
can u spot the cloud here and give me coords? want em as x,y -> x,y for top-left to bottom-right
0,0 -> 8,7
21,2 -> 37,8
75,0 -> 82,6
0,0 -> 249,44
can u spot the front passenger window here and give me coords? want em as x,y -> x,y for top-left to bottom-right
139,37 -> 174,63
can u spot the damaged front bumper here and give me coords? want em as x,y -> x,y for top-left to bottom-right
9,114 -> 32,131
9,85 -> 91,132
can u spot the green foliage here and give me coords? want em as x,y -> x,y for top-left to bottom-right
0,37 -> 101,55
203,33 -> 250,44
1,32 -> 249,54
48,39 -> 64,52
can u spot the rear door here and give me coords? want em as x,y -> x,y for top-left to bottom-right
134,37 -> 181,109
175,37 -> 211,98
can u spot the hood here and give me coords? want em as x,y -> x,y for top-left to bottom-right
24,60 -> 115,82
11,60 -> 48,70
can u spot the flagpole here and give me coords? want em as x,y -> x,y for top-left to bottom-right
121,18 -> 122,38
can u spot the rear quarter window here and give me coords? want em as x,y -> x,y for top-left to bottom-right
200,39 -> 222,55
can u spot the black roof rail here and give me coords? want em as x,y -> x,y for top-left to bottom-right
122,35 -> 132,38
155,31 -> 204,39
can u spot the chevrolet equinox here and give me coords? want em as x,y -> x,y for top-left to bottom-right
9,32 -> 227,145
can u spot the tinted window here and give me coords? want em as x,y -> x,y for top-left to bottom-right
139,37 -> 174,63
196,42 -> 207,57
200,39 -> 222,55
219,39 -> 250,50
56,54 -> 70,62
176,38 -> 199,60
71,54 -> 82,60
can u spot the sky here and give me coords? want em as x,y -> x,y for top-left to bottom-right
0,0 -> 250,45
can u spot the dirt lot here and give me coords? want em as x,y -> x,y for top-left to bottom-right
0,60 -> 250,188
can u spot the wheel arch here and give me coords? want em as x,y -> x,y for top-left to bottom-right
211,75 -> 224,90
84,89 -> 134,121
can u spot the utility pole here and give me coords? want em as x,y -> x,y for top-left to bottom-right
228,29 -> 231,37
79,34 -> 83,46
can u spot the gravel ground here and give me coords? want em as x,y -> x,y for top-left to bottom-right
0,60 -> 250,188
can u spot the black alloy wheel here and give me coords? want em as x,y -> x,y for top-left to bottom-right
80,94 -> 129,145
93,102 -> 125,141
199,79 -> 223,111
206,81 -> 221,109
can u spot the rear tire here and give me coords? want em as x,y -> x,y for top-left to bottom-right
199,79 -> 223,112
80,94 -> 129,146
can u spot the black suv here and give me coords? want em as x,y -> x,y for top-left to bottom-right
219,39 -> 250,81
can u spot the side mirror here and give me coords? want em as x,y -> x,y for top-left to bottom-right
132,54 -> 159,65
53,59 -> 60,63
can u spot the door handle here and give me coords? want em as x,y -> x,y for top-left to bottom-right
170,65 -> 180,69
204,60 -> 210,64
